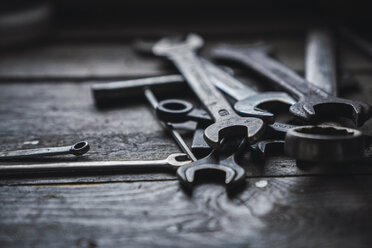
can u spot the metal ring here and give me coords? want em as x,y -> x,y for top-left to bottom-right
284,125 -> 364,162
70,141 -> 90,156
156,99 -> 194,123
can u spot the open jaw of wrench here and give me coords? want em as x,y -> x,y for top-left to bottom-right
283,28 -> 366,162
0,153 -> 191,175
152,33 -> 265,147
0,141 -> 90,161
201,58 -> 296,123
211,44 -> 372,126
177,137 -> 247,186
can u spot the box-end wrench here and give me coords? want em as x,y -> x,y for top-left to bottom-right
0,153 -> 191,175
0,141 -> 90,161
152,33 -> 265,147
211,43 -> 372,126
284,28 -> 365,162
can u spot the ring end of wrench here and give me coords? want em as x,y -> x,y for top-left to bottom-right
69,141 -> 90,156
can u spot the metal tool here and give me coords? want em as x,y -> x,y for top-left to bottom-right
144,88 -> 198,162
153,34 -> 265,146
177,137 -> 247,186
201,58 -> 296,123
92,56 -> 294,123
0,153 -> 191,174
156,98 -> 213,125
284,28 -> 365,162
211,43 -> 372,126
0,141 -> 90,161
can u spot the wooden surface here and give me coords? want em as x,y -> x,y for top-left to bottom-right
1,21 -> 372,248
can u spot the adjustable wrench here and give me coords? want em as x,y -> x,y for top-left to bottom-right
211,43 -> 372,126
152,34 -> 265,147
0,153 -> 191,175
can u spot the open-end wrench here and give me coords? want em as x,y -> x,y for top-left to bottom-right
0,153 -> 191,175
211,43 -> 372,126
201,58 -> 296,123
152,34 -> 265,147
284,28 -> 365,162
177,137 -> 247,186
0,141 -> 90,161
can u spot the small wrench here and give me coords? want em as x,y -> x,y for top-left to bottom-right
153,34 -> 265,147
0,141 -> 90,161
177,137 -> 247,186
0,153 -> 191,174
211,43 -> 372,126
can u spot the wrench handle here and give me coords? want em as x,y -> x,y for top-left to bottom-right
0,159 -> 173,174
202,59 -> 258,101
305,28 -> 337,95
0,146 -> 72,160
212,46 -> 329,100
169,52 -> 236,121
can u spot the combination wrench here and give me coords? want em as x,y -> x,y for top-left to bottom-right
0,153 -> 190,175
152,33 -> 265,147
284,28 -> 365,162
0,141 -> 90,161
211,42 -> 372,126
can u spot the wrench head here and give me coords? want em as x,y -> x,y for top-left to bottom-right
290,94 -> 372,126
167,153 -> 193,167
177,162 -> 236,185
234,92 -> 296,123
204,117 -> 265,147
152,33 -> 204,56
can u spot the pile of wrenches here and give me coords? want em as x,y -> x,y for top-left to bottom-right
1,28 -> 372,189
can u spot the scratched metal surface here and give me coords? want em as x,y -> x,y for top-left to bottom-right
1,19 -> 372,247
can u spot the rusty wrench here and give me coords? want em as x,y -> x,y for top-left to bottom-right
211,43 -> 372,126
152,34 -> 265,147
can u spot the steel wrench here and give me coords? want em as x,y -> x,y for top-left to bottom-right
284,28 -> 365,162
0,153 -> 191,175
177,137 -> 247,186
201,58 -> 296,123
152,34 -> 265,146
0,141 -> 90,161
211,43 -> 372,126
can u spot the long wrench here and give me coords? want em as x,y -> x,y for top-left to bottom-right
0,141 -> 89,161
152,34 -> 265,147
0,153 -> 190,174
284,28 -> 365,162
211,42 -> 372,126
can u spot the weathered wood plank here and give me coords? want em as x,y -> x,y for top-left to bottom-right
1,175 -> 372,248
1,34 -> 372,80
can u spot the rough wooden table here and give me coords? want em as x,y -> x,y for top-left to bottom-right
1,21 -> 372,248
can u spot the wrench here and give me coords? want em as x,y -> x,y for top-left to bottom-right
0,153 -> 191,175
177,137 -> 247,186
211,43 -> 372,126
152,34 -> 265,147
0,141 -> 90,161
284,28 -> 365,162
201,58 -> 296,123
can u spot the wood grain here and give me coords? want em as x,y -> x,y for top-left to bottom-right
1,176 -> 372,248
